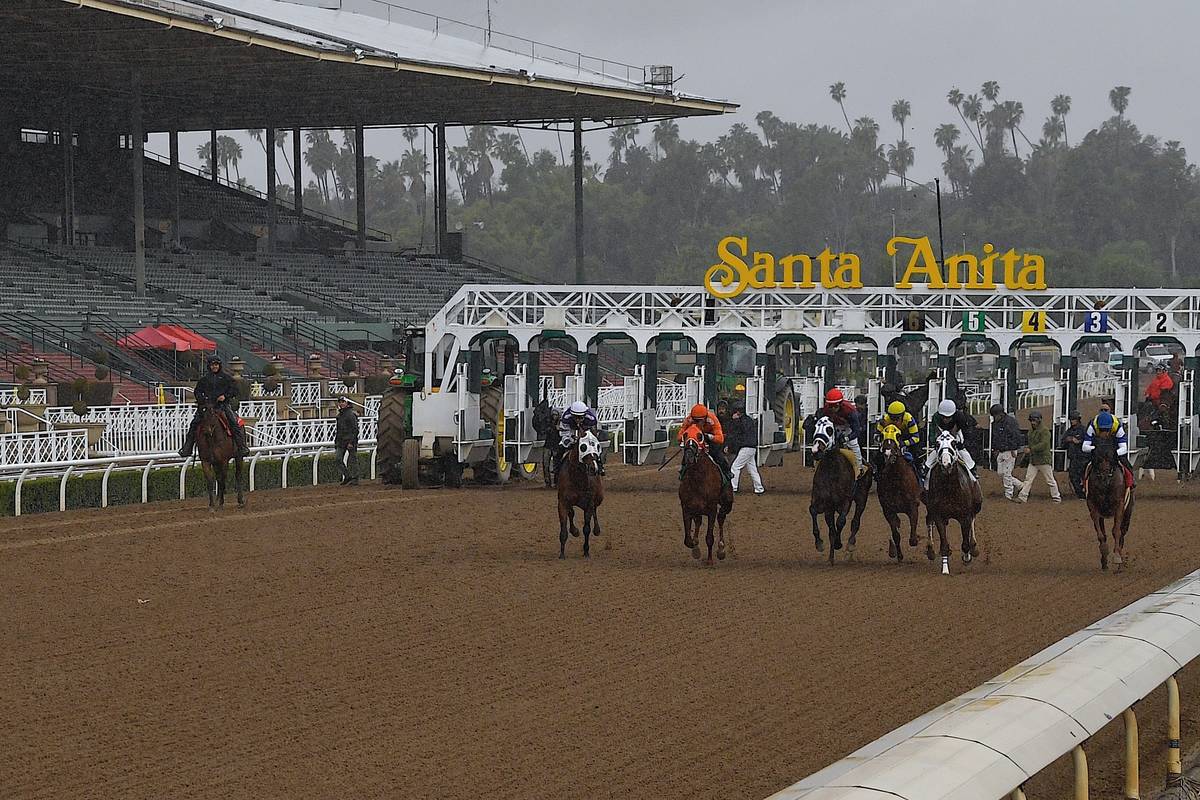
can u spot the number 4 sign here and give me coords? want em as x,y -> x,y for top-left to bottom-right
1021,310 -> 1047,333
1083,311 -> 1108,333
961,311 -> 986,332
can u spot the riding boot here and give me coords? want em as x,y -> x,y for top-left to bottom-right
177,430 -> 196,458
1121,455 -> 1137,488
232,424 -> 250,458
598,452 -> 607,476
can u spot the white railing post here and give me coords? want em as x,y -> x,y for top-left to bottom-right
59,465 -> 73,511
142,459 -> 155,503
312,447 -> 322,486
15,467 -> 30,516
370,446 -> 378,480
101,461 -> 116,508
282,449 -> 293,488
179,456 -> 191,500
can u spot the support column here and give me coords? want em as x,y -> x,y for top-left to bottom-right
355,124 -> 366,252
292,127 -> 303,217
1123,707 -> 1139,800
61,112 -> 75,246
209,129 -> 218,183
169,130 -> 181,248
435,123 -> 447,254
573,118 -> 584,283
131,72 -> 146,297
1168,675 -> 1182,781
266,126 -> 277,254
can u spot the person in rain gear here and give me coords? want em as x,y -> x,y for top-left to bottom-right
179,355 -> 249,458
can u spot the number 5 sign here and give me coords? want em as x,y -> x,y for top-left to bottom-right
1083,311 -> 1109,333
961,311 -> 986,332
1020,310 -> 1047,333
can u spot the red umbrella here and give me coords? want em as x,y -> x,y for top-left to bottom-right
117,325 -> 193,351
157,324 -> 217,352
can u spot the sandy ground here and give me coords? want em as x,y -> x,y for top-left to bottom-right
2,456 -> 1198,800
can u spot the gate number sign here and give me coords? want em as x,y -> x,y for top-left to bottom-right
1021,310 -> 1047,333
1083,311 -> 1109,333
961,311 -> 985,332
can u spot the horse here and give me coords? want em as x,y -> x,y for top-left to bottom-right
808,416 -> 871,562
1085,434 -> 1134,571
531,398 -> 559,488
875,425 -> 922,562
195,399 -> 244,511
557,430 -> 604,558
678,426 -> 734,565
924,430 -> 982,574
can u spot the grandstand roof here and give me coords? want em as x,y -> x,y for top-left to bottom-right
2,0 -> 736,132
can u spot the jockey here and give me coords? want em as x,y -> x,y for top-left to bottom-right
924,398 -> 977,483
679,403 -> 730,476
817,388 -> 864,473
178,355 -> 249,458
1146,363 -> 1175,407
875,400 -> 922,477
1082,410 -> 1135,486
557,400 -> 606,475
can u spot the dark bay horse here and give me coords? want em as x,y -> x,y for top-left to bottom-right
809,416 -> 871,562
557,430 -> 604,558
532,398 -> 559,488
195,400 -> 244,511
1086,435 -> 1134,571
875,425 -> 922,562
678,427 -> 734,565
924,431 -> 982,574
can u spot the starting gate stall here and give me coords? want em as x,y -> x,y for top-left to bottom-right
1178,369 -> 1199,478
402,283 -> 1200,479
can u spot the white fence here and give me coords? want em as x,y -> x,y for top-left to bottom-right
768,569 -> 1200,800
250,417 -> 377,447
541,380 -> 690,423
39,401 -> 279,456
0,388 -> 47,405
597,385 -> 625,427
290,381 -> 322,407
0,429 -> 89,465
656,381 -> 689,422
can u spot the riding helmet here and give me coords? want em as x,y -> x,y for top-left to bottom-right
887,400 -> 906,416
1069,410 -> 1082,421
1096,411 -> 1116,430
568,400 -> 588,415
690,403 -> 709,420
937,399 -> 957,417
824,388 -> 844,404
1029,410 -> 1043,421
1155,362 -> 1168,371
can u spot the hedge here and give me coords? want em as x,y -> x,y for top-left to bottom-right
0,451 -> 372,517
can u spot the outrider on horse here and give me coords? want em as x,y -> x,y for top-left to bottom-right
179,356 -> 249,459
194,396 -> 245,510
808,416 -> 871,562
557,429 -> 604,558
678,420 -> 734,565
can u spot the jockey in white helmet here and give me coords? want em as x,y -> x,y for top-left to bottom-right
923,398 -> 978,483
556,400 -> 606,475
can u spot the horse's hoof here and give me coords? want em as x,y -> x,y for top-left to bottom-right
583,550 -> 590,559
559,552 -> 566,560
1101,556 -> 1109,571
925,547 -> 935,561
717,550 -> 726,561
570,529 -> 580,538
815,538 -> 825,553
962,552 -> 972,565
897,548 -> 905,562
832,540 -> 843,551
888,540 -> 897,559
909,535 -> 919,547
706,557 -> 714,566
971,545 -> 980,558
1112,552 -> 1124,565
691,546 -> 701,560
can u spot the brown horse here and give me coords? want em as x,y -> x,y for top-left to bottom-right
557,430 -> 604,558
875,425 -> 922,562
678,427 -> 734,565
924,430 -> 982,574
808,416 -> 871,562
1085,434 -> 1134,570
195,400 -> 244,511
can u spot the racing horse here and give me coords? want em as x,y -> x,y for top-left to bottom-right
924,430 -> 982,574
531,398 -> 559,487
678,426 -> 734,565
195,398 -> 244,511
874,425 -> 922,562
1085,434 -> 1134,571
557,430 -> 604,558
808,416 -> 871,562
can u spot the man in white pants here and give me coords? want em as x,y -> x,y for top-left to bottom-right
726,402 -> 764,494
989,404 -> 1024,500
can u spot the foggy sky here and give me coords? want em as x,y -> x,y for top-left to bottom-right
161,0 -> 1200,193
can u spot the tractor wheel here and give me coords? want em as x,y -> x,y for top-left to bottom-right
401,438 -> 420,489
376,389 -> 408,484
476,382 -> 512,485
773,381 -> 797,450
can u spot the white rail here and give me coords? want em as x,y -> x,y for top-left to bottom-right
597,385 -> 625,427
656,381 -> 688,422
0,388 -> 47,405
768,569 -> 1200,800
0,429 -> 89,465
290,381 -> 322,407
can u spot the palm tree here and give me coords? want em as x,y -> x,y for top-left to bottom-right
1051,94 -> 1072,146
934,123 -> 960,158
981,80 -> 1001,106
891,98 -> 911,142
217,135 -> 242,181
1041,115 -> 1065,147
274,129 -> 292,175
402,127 -> 419,152
948,87 -> 983,151
196,141 -> 216,179
1109,85 -> 1132,120
448,145 -> 473,202
944,145 -> 974,199
887,139 -> 914,189
1001,100 -> 1030,156
466,125 -> 498,201
829,82 -> 852,132
303,130 -> 337,205
652,119 -> 680,158
963,94 -> 985,156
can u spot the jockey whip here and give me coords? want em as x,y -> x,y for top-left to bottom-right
657,448 -> 682,471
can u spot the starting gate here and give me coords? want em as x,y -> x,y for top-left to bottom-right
1179,369 -> 1199,478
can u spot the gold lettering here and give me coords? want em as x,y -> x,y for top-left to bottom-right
1014,253 -> 1047,290
750,250 -> 776,288
779,254 -> 815,288
890,236 -> 944,289
816,248 -> 837,287
1001,249 -> 1022,289
831,252 -> 863,289
704,235 -> 751,299
944,254 -> 973,289
976,243 -> 998,288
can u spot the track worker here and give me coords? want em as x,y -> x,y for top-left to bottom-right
679,403 -> 730,477
726,401 -> 764,494
989,404 -> 1024,500
179,355 -> 249,458
335,396 -> 360,486
818,388 -> 864,474
925,399 -> 977,483
1016,410 -> 1061,503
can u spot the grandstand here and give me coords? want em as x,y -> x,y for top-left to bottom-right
0,0 -> 733,395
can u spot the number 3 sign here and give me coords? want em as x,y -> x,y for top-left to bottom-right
1083,311 -> 1108,333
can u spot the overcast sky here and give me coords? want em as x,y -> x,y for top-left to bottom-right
161,0 -> 1200,190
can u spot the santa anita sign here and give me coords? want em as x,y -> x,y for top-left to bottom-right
703,235 -> 1048,299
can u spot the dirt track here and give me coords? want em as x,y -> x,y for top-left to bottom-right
3,457 -> 1200,800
